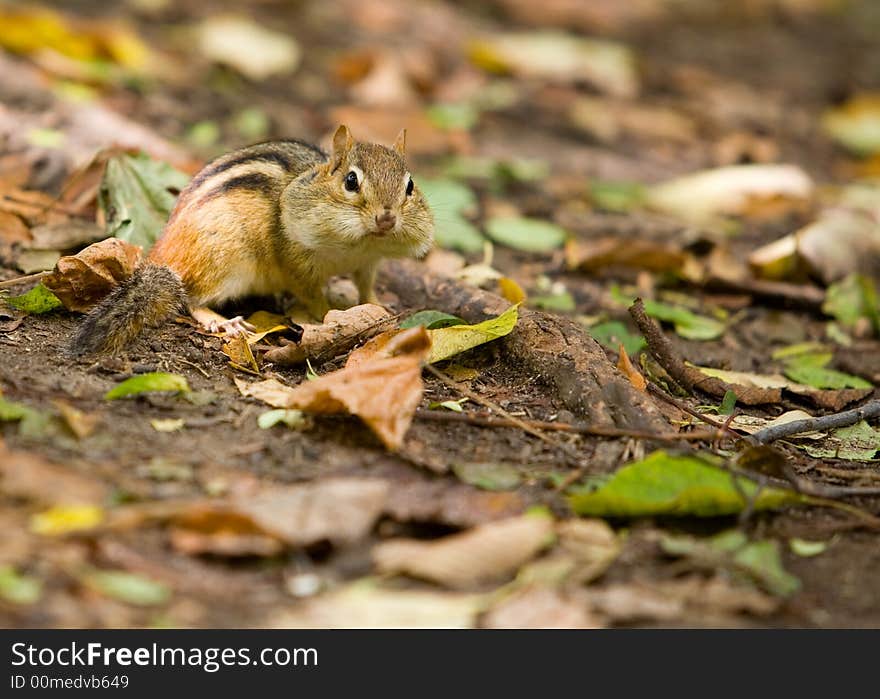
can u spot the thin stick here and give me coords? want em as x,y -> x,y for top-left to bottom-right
646,382 -> 743,438
0,271 -> 47,289
748,400 -> 880,445
415,407 -> 717,442
424,363 -> 582,461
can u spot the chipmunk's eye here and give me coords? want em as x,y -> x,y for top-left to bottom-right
344,170 -> 360,192
405,178 -> 414,196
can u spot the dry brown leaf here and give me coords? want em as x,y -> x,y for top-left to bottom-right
264,303 -> 393,365
27,221 -> 104,251
222,334 -> 259,373
169,509 -> 284,558
0,442 -> 107,505
0,187 -> 68,226
172,478 -> 388,552
384,480 -> 525,527
54,400 -> 99,439
270,584 -> 483,629
565,237 -> 689,274
233,376 -> 296,407
617,344 -> 646,391
373,512 -> 556,588
42,237 -> 142,312
482,586 -> 601,629
0,210 -> 30,245
279,326 -> 430,449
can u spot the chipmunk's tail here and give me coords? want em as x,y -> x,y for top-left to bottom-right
68,263 -> 188,356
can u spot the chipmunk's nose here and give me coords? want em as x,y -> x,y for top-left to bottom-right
375,209 -> 396,233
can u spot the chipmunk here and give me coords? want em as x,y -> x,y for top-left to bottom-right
70,125 -> 434,355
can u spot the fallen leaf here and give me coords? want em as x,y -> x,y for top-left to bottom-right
498,277 -> 527,304
104,372 -> 190,400
222,334 -> 259,373
270,582 -> 483,628
0,566 -> 41,605
55,401 -> 98,439
469,31 -> 638,98
27,221 -> 104,251
641,298 -> 725,341
173,478 -> 389,549
802,421 -> 880,461
42,237 -> 142,312
796,209 -> 880,284
15,249 -> 60,274
264,304 -> 392,365
570,96 -> 695,144
530,290 -> 575,312
617,344 -> 646,391
99,151 -> 189,250
418,178 -> 483,252
568,450 -> 804,517
647,164 -> 813,223
80,568 -> 170,606
279,326 -> 430,449
400,310 -> 465,330
5,284 -> 62,314
233,377 -> 296,408
782,353 -> 871,390
30,504 -> 104,535
566,237 -> 688,274
482,586 -> 600,629
587,320 -> 645,355
0,443 -> 107,505
150,418 -> 184,433
484,216 -> 567,252
428,304 -> 519,363
452,462 -> 522,491
661,530 -> 801,598
789,538 -> 828,557
257,409 -> 307,430
196,15 -> 301,81
384,481 -> 525,526
822,93 -> 880,156
588,180 -> 647,212
823,274 -> 880,333
374,510 -> 556,588
730,410 -> 821,438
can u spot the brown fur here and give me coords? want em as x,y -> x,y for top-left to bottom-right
68,264 -> 187,356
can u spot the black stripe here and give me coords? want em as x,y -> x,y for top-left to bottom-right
201,173 -> 275,201
273,138 -> 327,158
187,149 -> 293,192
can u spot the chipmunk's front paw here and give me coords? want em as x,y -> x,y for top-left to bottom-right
206,315 -> 256,336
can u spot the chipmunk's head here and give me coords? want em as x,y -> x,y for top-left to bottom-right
286,125 -> 433,259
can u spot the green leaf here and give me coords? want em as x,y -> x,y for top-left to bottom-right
233,107 -> 270,140
802,421 -> 880,461
0,566 -> 41,604
789,538 -> 828,557
400,310 -> 466,330
257,409 -> 306,429
434,213 -> 485,253
418,178 -> 477,215
782,353 -> 871,390
719,390 -> 738,416
661,531 -> 800,597
823,273 -> 880,334
641,299 -> 725,341
453,462 -> 522,491
0,397 -> 49,436
6,284 -> 62,314
568,450 -> 804,517
426,103 -> 480,131
83,569 -> 170,606
104,372 -> 190,400
530,291 -> 575,312
428,304 -> 519,363
587,320 -> 646,355
99,151 -> 190,251
485,216 -> 567,252
589,180 -> 646,212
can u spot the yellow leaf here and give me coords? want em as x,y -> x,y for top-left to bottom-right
498,277 -> 527,304
30,505 -> 104,536
428,305 -> 519,364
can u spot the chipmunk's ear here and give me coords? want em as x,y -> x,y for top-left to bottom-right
330,124 -> 353,171
392,128 -> 407,156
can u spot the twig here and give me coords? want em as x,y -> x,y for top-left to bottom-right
176,358 -> 210,378
415,407 -> 718,442
0,271 -> 47,289
748,400 -> 880,445
646,382 -> 743,439
630,298 -> 780,405
703,276 -> 825,310
424,364 -> 582,462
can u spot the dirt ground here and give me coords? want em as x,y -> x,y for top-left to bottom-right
2,0 -> 880,628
